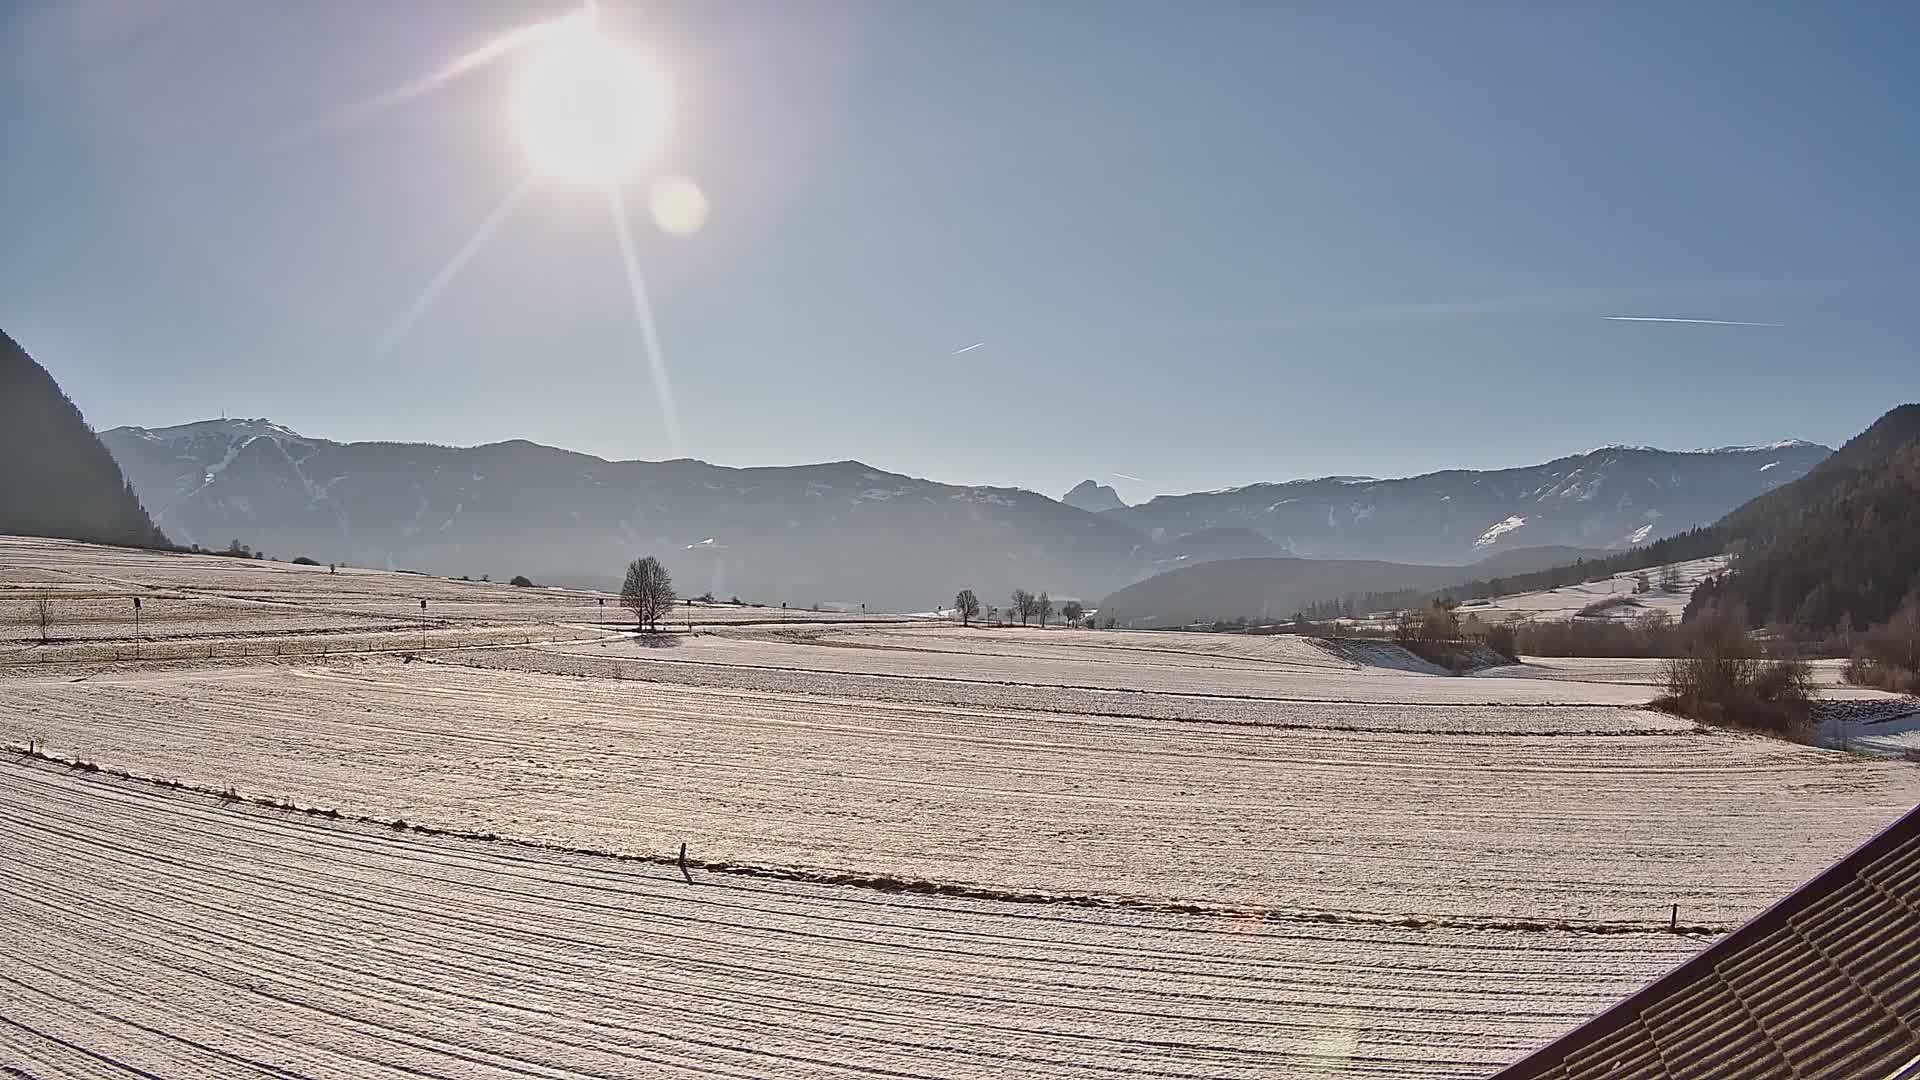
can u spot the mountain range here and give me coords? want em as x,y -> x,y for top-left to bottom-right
1082,440 -> 1829,564
98,416 -> 1828,610
1107,404 -> 1920,630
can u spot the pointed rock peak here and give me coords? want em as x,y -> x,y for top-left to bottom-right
1063,479 -> 1127,513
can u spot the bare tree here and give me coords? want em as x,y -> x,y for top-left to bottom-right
953,589 -> 980,627
621,556 -> 676,632
1036,591 -> 1054,628
1658,565 -> 1684,593
33,593 -> 52,644
1010,588 -> 1034,627
1061,600 -> 1085,627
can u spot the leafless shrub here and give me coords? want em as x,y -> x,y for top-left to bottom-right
1653,607 -> 1815,737
1516,613 -> 1681,658
1394,602 -> 1458,643
1843,602 -> 1920,694
1482,622 -> 1519,662
1577,596 -> 1641,618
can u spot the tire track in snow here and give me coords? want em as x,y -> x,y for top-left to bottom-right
0,758 -> 1695,1079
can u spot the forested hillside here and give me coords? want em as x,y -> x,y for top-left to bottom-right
1448,405 -> 1920,634
1690,406 -> 1920,633
0,331 -> 166,549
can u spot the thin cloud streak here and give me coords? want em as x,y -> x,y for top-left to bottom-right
1605,315 -> 1785,327
375,176 -> 535,357
607,186 -> 684,456
1111,472 -> 1145,483
1196,278 -> 1836,335
952,341 -> 985,355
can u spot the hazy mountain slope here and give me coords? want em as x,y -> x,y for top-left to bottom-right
103,416 -> 1840,616
1157,527 -> 1281,563
1096,545 -> 1593,626
1470,545 -> 1615,574
1096,557 -> 1471,626
102,420 -> 1151,609
0,331 -> 166,549
1715,404 -> 1920,546
1106,443 -> 1829,564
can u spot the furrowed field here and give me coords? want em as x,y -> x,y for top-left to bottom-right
4,536 -> 1918,1078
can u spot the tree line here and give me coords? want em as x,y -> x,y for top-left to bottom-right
951,588 -> 1085,628
1686,439 -> 1920,636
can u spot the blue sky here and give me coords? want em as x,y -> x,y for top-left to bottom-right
3,1 -> 1915,500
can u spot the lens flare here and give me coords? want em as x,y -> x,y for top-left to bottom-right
607,187 -> 684,454
648,175 -> 708,236
511,19 -> 670,184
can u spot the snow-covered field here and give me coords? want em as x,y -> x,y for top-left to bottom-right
7,652 -> 1915,926
558,629 -> 1661,705
1454,555 -> 1729,624
0,536 -> 917,663
0,757 -> 1701,1079
3,536 -> 1918,1078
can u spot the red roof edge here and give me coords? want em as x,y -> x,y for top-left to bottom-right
1485,800 -> 1920,1079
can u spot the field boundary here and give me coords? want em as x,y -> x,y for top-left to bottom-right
489,645 -> 1644,710
3,745 -> 1730,938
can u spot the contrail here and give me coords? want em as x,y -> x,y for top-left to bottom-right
271,16 -> 571,149
952,341 -> 985,355
1605,315 -> 1783,327
1111,472 -> 1145,483
607,185 -> 684,456
376,175 -> 535,357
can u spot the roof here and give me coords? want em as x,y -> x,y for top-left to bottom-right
1491,802 -> 1920,1080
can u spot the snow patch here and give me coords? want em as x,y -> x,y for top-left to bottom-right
1473,515 -> 1527,548
1693,439 -> 1818,454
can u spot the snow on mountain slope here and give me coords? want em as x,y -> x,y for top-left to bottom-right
101,423 -> 1153,608
102,419 -> 1829,611
1454,556 -> 1731,624
1104,442 -> 1829,565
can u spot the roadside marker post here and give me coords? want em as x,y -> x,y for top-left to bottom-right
132,596 -> 142,660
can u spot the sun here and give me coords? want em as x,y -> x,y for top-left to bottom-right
511,17 -> 670,184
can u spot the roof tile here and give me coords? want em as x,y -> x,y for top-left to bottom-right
1490,803 -> 1920,1080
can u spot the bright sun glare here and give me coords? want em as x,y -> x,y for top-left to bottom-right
511,17 -> 669,184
